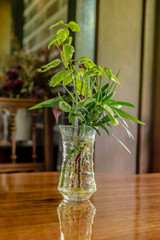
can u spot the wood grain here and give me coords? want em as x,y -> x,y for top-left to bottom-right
0,172 -> 160,239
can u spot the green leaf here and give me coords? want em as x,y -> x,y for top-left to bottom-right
49,70 -> 72,87
112,134 -> 131,153
79,57 -> 96,68
93,115 -> 114,127
48,37 -> 59,49
68,36 -> 73,45
28,98 -> 56,110
120,122 -> 134,139
112,108 -> 145,125
68,21 -> 81,32
104,68 -> 120,85
63,43 -> 75,62
61,53 -> 68,68
91,126 -> 101,136
116,68 -> 121,78
76,98 -> 95,108
100,125 -> 110,135
104,68 -> 112,80
63,73 -> 73,85
68,111 -> 75,123
93,83 -> 109,99
108,100 -> 135,108
56,29 -> 69,43
74,78 -> 86,96
42,103 -> 60,108
111,74 -> 120,85
102,83 -> 109,92
77,113 -> 85,122
37,59 -> 61,72
49,20 -> 64,29
59,101 -> 71,112
80,123 -> 86,137
101,116 -> 111,124
83,68 -> 100,78
102,92 -> 114,104
103,104 -> 119,126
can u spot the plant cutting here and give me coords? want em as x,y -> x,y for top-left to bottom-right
29,20 -> 144,201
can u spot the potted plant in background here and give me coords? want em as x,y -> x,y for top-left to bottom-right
30,20 -> 145,201
0,50 -> 51,144
0,50 -> 50,99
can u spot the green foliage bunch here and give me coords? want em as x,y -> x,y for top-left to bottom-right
30,20 -> 144,152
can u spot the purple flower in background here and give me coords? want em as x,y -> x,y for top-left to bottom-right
0,50 -> 50,98
14,79 -> 23,86
13,65 -> 22,70
6,71 -> 18,80
2,80 -> 12,94
4,80 -> 12,89
14,79 -> 23,94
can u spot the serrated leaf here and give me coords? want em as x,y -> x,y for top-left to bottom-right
49,20 -> 64,29
38,59 -> 61,72
56,29 -> 69,43
48,37 -> 59,49
61,53 -> 68,68
112,108 -> 145,125
63,43 -> 75,62
49,70 -> 72,87
79,57 -> 96,68
83,68 -> 98,78
68,21 -> 81,32
59,101 -> 71,112
74,78 -> 86,96
63,73 -> 73,85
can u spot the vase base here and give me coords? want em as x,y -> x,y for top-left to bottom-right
58,187 -> 96,202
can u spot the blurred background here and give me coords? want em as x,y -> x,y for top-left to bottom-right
0,0 -> 159,174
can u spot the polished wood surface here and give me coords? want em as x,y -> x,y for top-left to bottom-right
0,172 -> 160,239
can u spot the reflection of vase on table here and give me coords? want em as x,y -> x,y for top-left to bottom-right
57,200 -> 96,240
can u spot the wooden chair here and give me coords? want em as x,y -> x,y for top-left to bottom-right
0,98 -> 54,173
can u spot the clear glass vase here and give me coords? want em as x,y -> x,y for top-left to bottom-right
58,125 -> 97,201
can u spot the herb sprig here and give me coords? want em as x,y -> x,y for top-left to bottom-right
29,20 -> 145,152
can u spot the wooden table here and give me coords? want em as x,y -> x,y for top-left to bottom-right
0,172 -> 160,240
